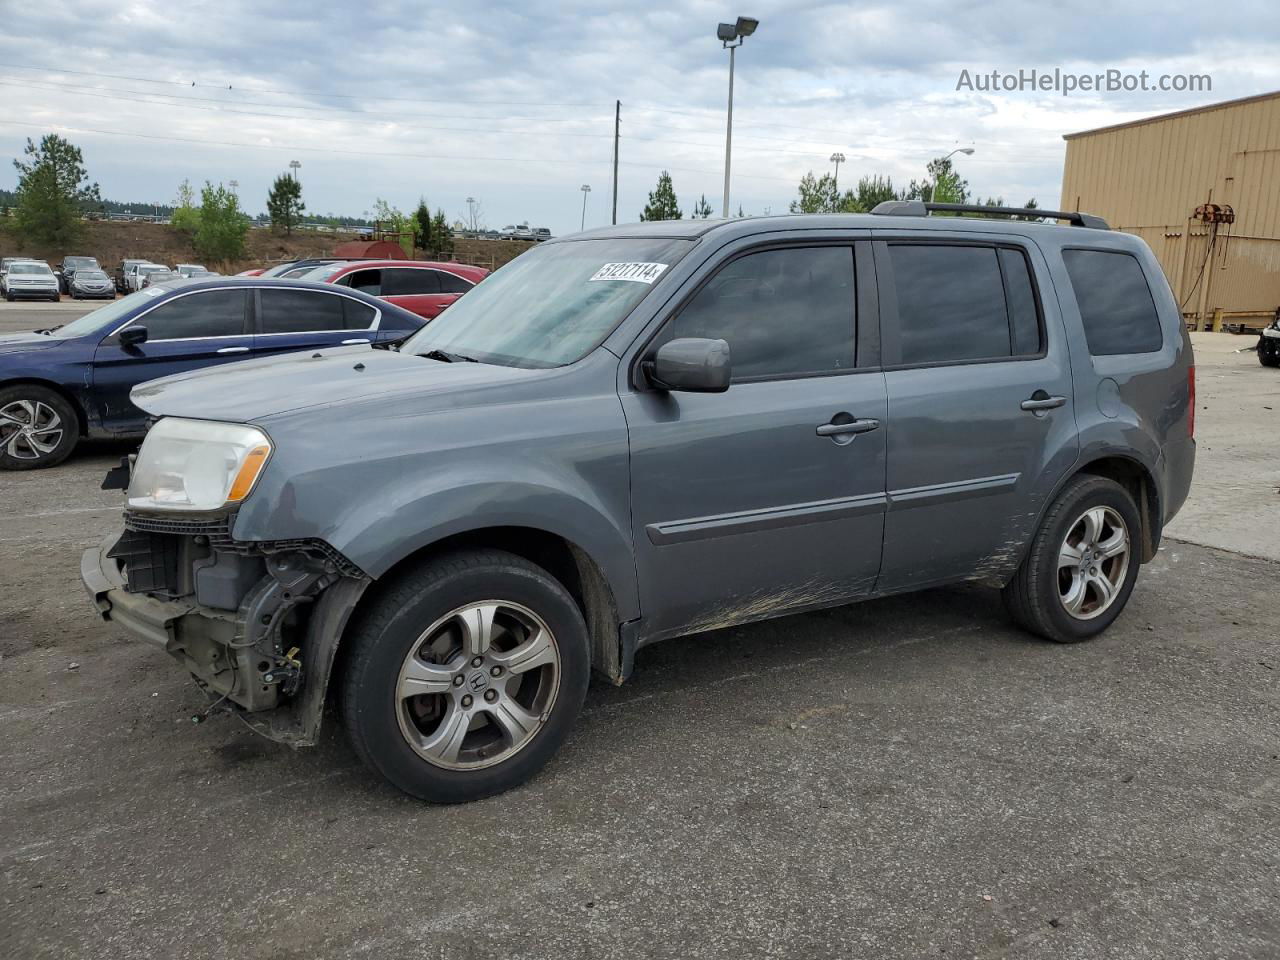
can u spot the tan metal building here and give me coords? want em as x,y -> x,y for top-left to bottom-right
1060,91 -> 1280,330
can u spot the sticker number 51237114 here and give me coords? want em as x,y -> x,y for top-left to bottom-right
587,262 -> 669,284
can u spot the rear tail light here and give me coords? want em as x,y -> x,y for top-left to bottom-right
1188,365 -> 1196,439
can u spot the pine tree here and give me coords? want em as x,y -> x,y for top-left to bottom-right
640,171 -> 682,221
13,134 -> 100,245
266,173 -> 305,235
693,194 -> 713,218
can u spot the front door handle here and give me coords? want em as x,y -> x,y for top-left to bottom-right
816,418 -> 880,437
341,338 -> 371,345
1020,392 -> 1067,411
216,346 -> 250,354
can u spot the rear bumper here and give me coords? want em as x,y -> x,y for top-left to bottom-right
1160,435 -> 1196,527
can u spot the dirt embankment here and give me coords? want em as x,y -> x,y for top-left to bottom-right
0,220 -> 536,274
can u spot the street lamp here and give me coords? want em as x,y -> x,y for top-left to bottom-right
717,15 -> 759,218
580,184 -> 591,231
289,159 -> 301,182
943,147 -> 975,161
229,179 -> 239,195
466,196 -> 476,231
829,152 -> 846,193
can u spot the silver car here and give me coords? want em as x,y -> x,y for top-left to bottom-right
68,268 -> 116,300
127,263 -> 171,292
2,261 -> 60,301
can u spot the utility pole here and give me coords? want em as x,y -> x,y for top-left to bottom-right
289,159 -> 301,183
580,184 -> 592,231
612,100 -> 620,225
829,153 -> 845,194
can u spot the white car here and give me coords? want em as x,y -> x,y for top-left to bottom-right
175,263 -> 211,278
2,260 -> 60,301
127,263 -> 172,292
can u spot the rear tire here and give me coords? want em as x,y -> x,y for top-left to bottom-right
1003,475 -> 1142,643
1259,346 -> 1279,368
341,549 -> 591,803
0,384 -> 79,470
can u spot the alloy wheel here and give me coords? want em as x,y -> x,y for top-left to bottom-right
1057,505 -> 1130,620
0,399 -> 65,461
395,600 -> 561,771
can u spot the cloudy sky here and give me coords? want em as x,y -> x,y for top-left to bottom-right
2,0 -> 1277,236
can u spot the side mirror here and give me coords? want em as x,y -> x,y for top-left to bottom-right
118,325 -> 148,347
645,337 -> 731,393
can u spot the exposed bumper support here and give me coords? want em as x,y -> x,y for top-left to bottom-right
81,534 -> 194,649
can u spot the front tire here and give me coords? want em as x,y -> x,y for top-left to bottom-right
1259,342 -> 1279,367
1003,475 -> 1142,643
0,384 -> 79,470
341,549 -> 591,803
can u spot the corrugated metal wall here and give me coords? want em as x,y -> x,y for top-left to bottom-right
1060,92 -> 1280,324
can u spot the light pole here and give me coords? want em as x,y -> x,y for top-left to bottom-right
289,159 -> 301,183
943,147 -> 975,162
466,196 -> 476,231
717,16 -> 759,218
229,179 -> 239,195
579,184 -> 591,231
829,152 -> 845,193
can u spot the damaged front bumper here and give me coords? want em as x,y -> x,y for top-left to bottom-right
81,516 -> 370,746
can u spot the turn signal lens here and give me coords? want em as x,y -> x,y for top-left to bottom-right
1188,365 -> 1196,439
227,444 -> 271,502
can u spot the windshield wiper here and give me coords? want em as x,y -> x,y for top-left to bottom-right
419,348 -> 478,364
34,326 -> 61,335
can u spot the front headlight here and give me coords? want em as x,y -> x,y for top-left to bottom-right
128,417 -> 272,512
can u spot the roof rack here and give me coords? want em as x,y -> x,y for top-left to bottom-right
870,200 -> 1110,230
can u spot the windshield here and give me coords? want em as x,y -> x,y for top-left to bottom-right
260,261 -> 317,278
76,270 -> 109,281
301,262 -> 347,281
11,263 -> 52,275
139,265 -> 166,274
67,257 -> 97,268
48,289 -> 159,338
401,237 -> 693,368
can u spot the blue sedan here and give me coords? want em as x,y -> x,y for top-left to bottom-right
0,277 -> 429,469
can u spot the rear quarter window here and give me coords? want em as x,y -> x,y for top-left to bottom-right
1062,249 -> 1163,355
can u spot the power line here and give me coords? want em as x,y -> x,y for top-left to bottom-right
0,60 -> 607,108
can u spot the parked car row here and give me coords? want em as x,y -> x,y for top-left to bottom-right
113,260 -> 216,293
495,224 -> 551,241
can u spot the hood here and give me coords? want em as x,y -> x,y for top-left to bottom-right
130,345 -> 540,422
0,332 -> 64,356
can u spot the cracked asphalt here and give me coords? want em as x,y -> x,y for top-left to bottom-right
1,303 -> 1277,958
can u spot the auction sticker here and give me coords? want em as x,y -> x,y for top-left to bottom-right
588,262 -> 669,284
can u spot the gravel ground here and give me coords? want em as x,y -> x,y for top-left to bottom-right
0,302 -> 1277,959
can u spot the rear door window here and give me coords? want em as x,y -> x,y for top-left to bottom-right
437,271 -> 473,294
885,243 -> 1044,365
382,269 -> 441,296
259,288 -> 350,333
1062,249 -> 1163,355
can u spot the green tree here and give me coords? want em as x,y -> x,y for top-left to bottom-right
171,179 -> 200,235
905,156 -> 971,205
849,175 -> 899,212
266,173 -> 305,235
974,196 -> 1043,221
193,182 -> 248,262
12,134 -> 100,245
373,198 -> 414,255
692,194 -> 713,219
412,197 -> 432,253
640,171 -> 682,221
431,208 -> 453,258
790,171 -> 840,214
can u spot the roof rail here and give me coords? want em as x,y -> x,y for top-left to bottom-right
870,200 -> 1109,230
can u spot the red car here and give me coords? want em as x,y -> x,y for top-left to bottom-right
303,259 -> 488,320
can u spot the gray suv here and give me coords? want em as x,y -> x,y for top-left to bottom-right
82,202 -> 1196,803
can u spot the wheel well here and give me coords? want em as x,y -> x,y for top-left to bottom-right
1076,456 -> 1161,562
0,378 -> 89,437
344,527 -> 623,680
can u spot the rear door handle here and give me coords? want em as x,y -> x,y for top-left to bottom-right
816,418 -> 881,437
1021,392 -> 1067,411
216,346 -> 250,354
